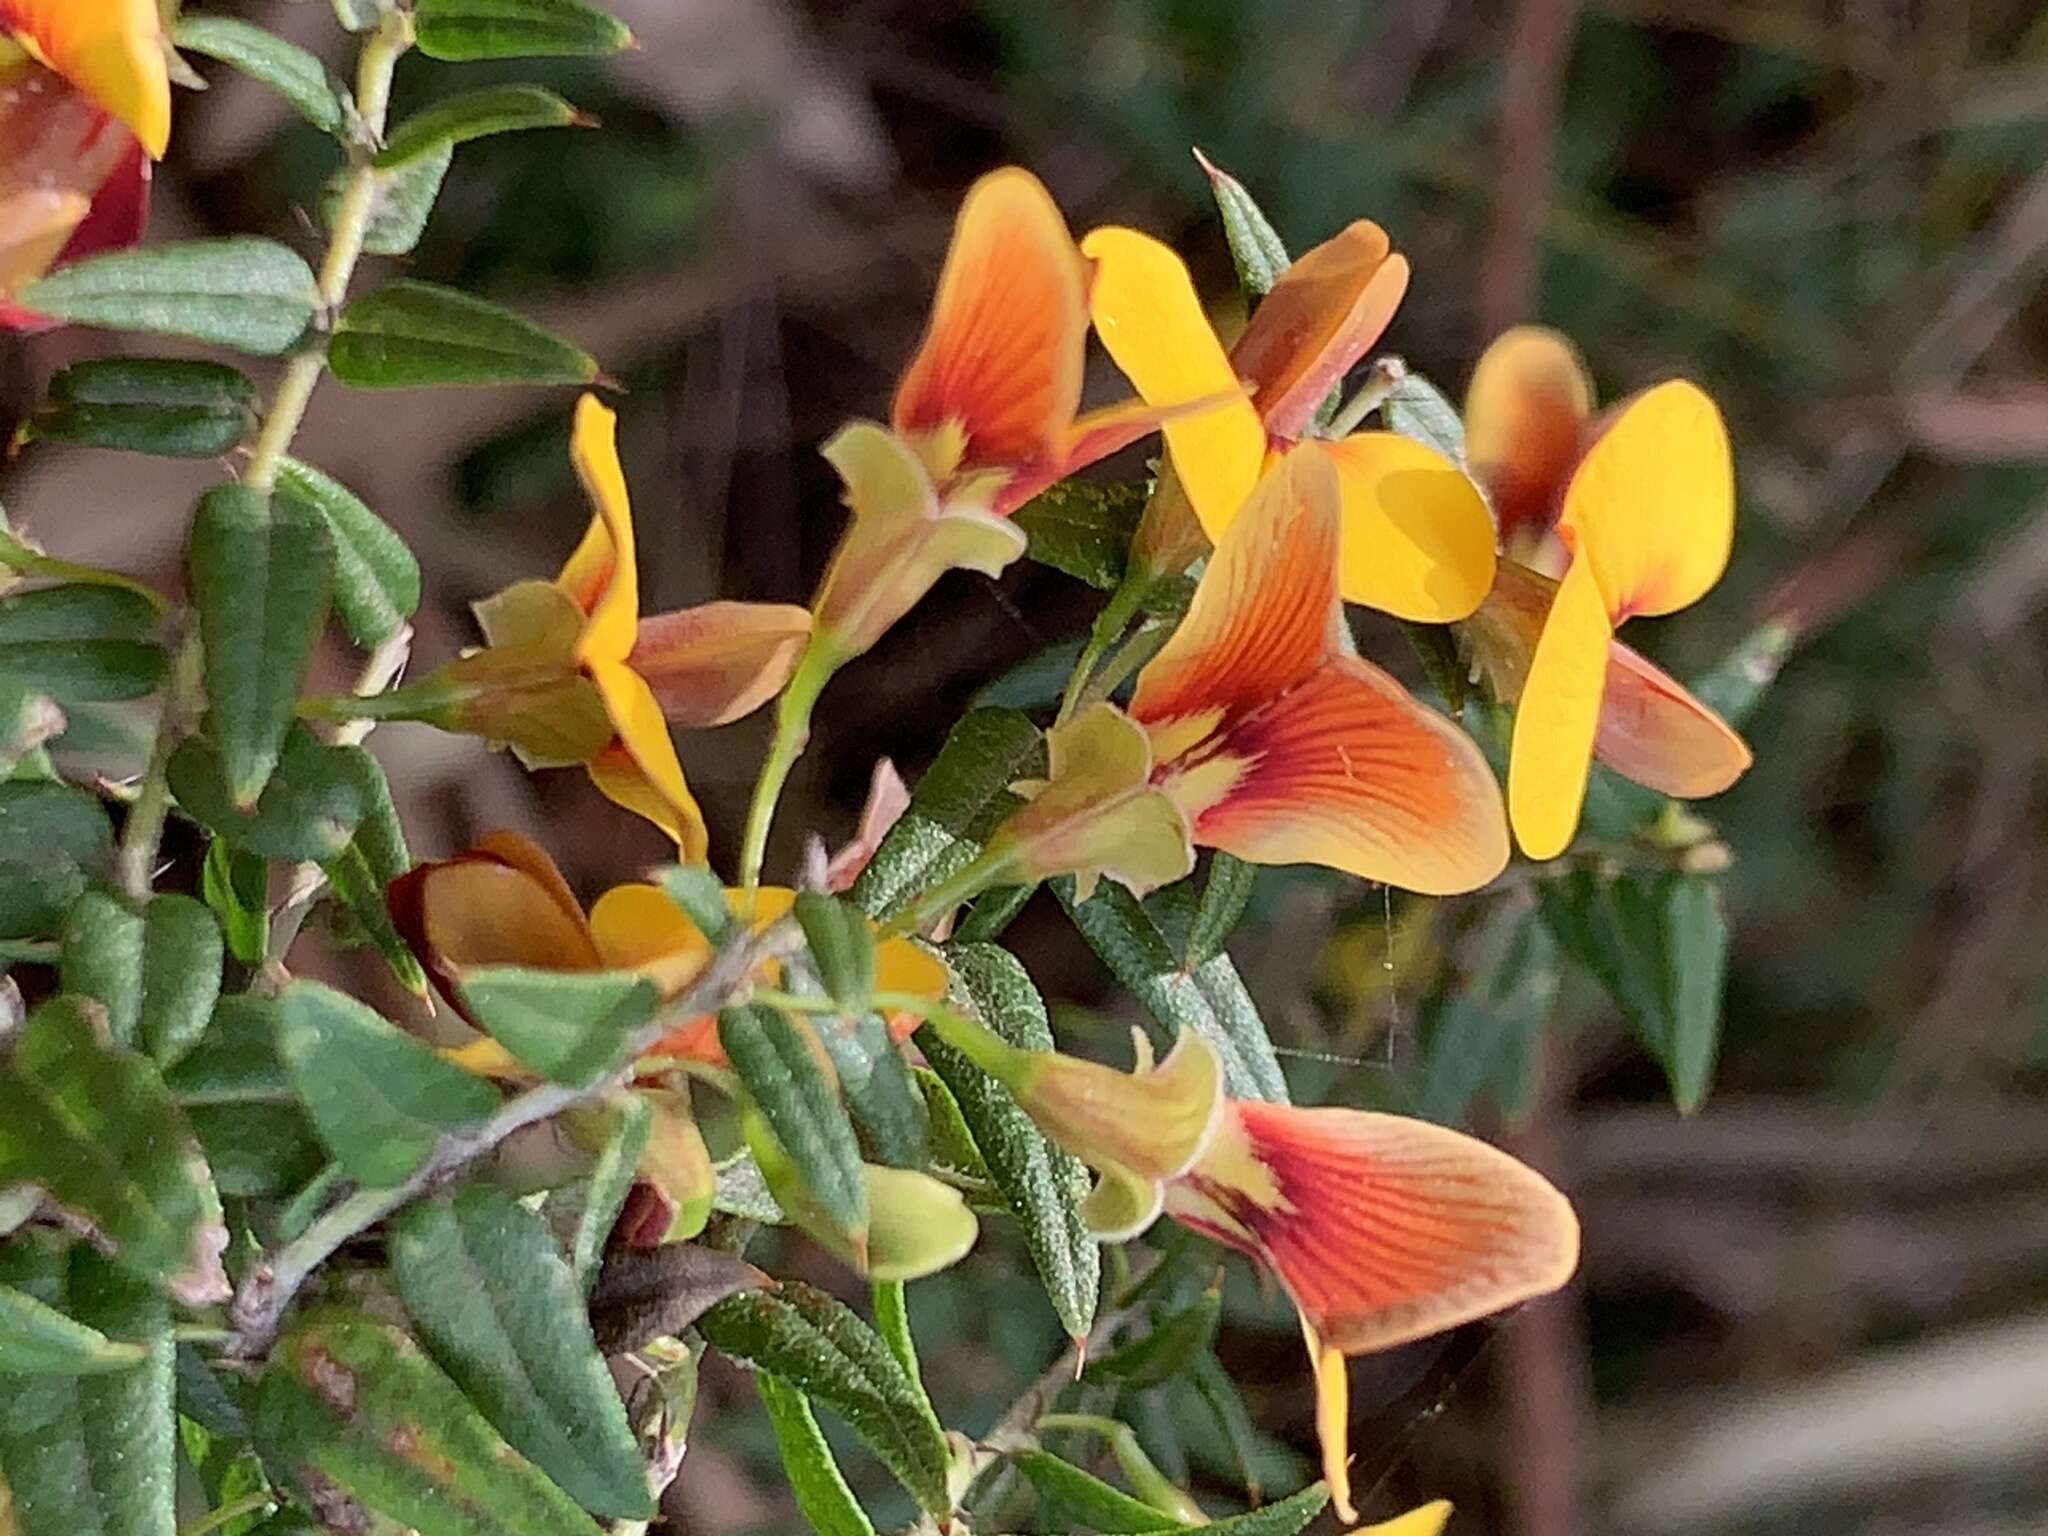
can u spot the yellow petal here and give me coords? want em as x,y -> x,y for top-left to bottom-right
1315,434 -> 1497,622
1303,1318 -> 1356,1524
587,882 -> 715,995
584,659 -> 709,861
1361,1501 -> 1453,1536
442,1037 -> 538,1082
1464,325 -> 1594,543
1080,225 -> 1267,540
1509,556 -> 1611,859
3,0 -> 170,157
567,394 -> 640,666
1560,379 -> 1733,620
876,935 -> 948,1000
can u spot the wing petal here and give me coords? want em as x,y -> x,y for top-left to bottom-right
629,601 -> 811,729
1508,555 -> 1610,859
1318,433 -> 1497,622
1597,639 -> 1752,797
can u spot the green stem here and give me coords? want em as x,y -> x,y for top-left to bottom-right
115,634 -> 201,903
243,10 -> 411,492
178,1492 -> 277,1536
878,843 -> 1022,940
1073,618 -> 1173,716
1323,355 -> 1406,439
1057,567 -> 1152,724
737,638 -> 840,892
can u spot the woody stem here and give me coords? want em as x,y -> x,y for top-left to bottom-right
737,638 -> 839,892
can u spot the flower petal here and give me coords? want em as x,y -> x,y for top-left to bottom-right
587,882 -> 714,994
584,660 -> 709,860
473,831 -> 589,934
1,0 -> 170,157
399,856 -> 603,976
1182,655 -> 1509,895
1232,222 -> 1407,443
1302,1318 -> 1357,1523
629,601 -> 811,729
1167,1100 -> 1580,1355
567,395 -> 639,665
892,167 -> 1086,474
1560,379 -> 1733,620
1364,1501 -> 1454,1536
1000,703 -> 1193,902
0,67 -> 143,324
1508,556 -> 1610,859
1316,433 -> 1497,622
1596,639 -> 1752,798
825,759 -> 909,892
1463,326 -> 1593,544
1080,224 -> 1267,540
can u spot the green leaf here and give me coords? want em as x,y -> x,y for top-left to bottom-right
26,358 -> 258,458
1058,879 -> 1289,1104
0,585 -> 166,703
256,1309 -> 606,1536
389,1186 -> 652,1519
59,889 -> 147,1048
138,895 -> 224,1068
165,995 -> 326,1199
0,999 -> 228,1304
21,239 -> 319,356
1083,1287 -> 1220,1388
869,1281 -> 929,1415
347,147 -> 454,257
0,522 -> 167,614
794,891 -> 877,1011
319,748 -> 424,997
329,282 -> 600,390
376,84 -> 587,168
175,15 -> 346,135
273,458 -> 420,650
458,966 -> 657,1087
657,863 -> 735,944
851,708 -> 1043,922
0,677 -> 63,775
697,1281 -> 950,1515
0,781 -> 112,940
1418,903 -> 1558,1127
1690,620 -> 1794,729
1013,1449 -> 1183,1533
569,1093 -> 649,1294
329,0 -> 384,31
0,1236 -> 150,1375
811,1008 -> 928,1171
1199,153 -> 1290,300
0,1245 -> 173,1536
1537,871 -> 1727,1113
169,726 -> 369,863
1184,853 -> 1255,970
1382,370 -> 1466,463
187,486 -> 335,806
1010,481 -> 1148,590
756,1373 -> 878,1536
413,0 -> 635,59
275,981 -> 498,1187
201,839 -> 269,964
719,1004 -> 867,1246
927,942 -> 1098,1340
1201,1483 -> 1333,1535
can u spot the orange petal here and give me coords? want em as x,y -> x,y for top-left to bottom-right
1131,450 -> 1345,735
567,395 -> 639,666
1302,1318 -> 1357,1524
583,663 -> 709,862
1166,1099 -> 1580,1354
1181,655 -> 1509,895
1508,556 -> 1610,860
587,882 -> 715,995
1463,326 -> 1594,544
473,831 -> 588,934
629,601 -> 811,729
1596,639 -> 1752,798
892,167 -> 1086,474
641,1014 -> 725,1069
405,858 -> 602,974
1559,380 -> 1733,621
1,0 -> 170,157
0,69 -> 144,321
1080,224 -> 1268,541
1316,434 -> 1497,622
1231,223 -> 1408,443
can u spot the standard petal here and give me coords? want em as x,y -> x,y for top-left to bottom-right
567,395 -> 640,665
1463,325 -> 1594,544
1232,222 -> 1408,443
1508,556 -> 1610,859
1596,639 -> 1753,798
587,883 -> 715,995
1560,379 -> 1734,620
892,167 -> 1087,473
1080,224 -> 1267,540
1166,1100 -> 1580,1355
1,0 -> 171,157
393,856 -> 603,979
1316,434 -> 1497,622
1131,450 -> 1345,734
629,601 -> 811,729
473,831 -> 589,935
1180,655 -> 1509,895
584,659 -> 709,860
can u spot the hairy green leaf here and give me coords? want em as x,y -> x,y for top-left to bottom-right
1011,481 -> 1148,590
138,895 -> 224,1067
794,890 -> 877,1012
329,282 -> 600,389
1202,1483 -> 1334,1535
757,1373 -> 878,1536
169,727 -> 368,863
377,85 -> 587,168
201,839 -> 269,964
720,1005 -> 867,1246
0,782 -> 112,940
413,0 -> 636,60
176,15 -> 346,135
21,239 -> 319,356
1085,1288 -> 1221,1389
26,357 -> 257,458
1200,153 -> 1290,300
569,1092 -> 649,1294
59,890 -> 146,1049
273,458 -> 421,650
458,967 -> 656,1087
1184,852 -> 1256,970
0,585 -> 165,704
1382,370 -> 1466,463
0,1236 -> 150,1375
810,1008 -> 928,1171
166,995 -> 325,1200
1013,1449 -> 1182,1533
347,146 -> 454,257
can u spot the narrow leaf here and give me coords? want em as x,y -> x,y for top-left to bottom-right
27,358 -> 257,458
570,1092 -> 649,1293
0,585 -> 166,703
348,146 -> 454,257
1382,371 -> 1466,463
329,282 -> 599,389
757,1373 -> 878,1536
201,839 -> 270,964
0,1236 -> 150,1375
176,15 -> 347,135
811,1008 -> 928,1171
413,0 -> 636,60
1083,1287 -> 1220,1388
59,889 -> 146,1048
390,1186 -> 653,1519
1199,151 -> 1290,300
1202,1483 -> 1334,1536
376,85 -> 587,168
1184,852 -> 1256,969
720,1005 -> 868,1246
274,457 -> 421,650
21,239 -> 319,356
1013,1449 -> 1183,1533
139,895 -> 224,1068
794,891 -> 877,1011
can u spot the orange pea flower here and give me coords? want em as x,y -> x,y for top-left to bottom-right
342,395 -> 811,858
925,1015 -> 1576,1524
1458,328 -> 1749,858
812,167 -> 1209,658
995,449 -> 1508,901
1079,216 -> 1496,622
1,0 -> 171,329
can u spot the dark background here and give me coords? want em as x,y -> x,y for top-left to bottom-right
6,2 -> 2048,1532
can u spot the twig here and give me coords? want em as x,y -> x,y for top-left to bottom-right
225,916 -> 801,1356
115,632 -> 202,903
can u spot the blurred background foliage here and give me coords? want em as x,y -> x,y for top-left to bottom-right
7,1 -> 2048,1533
